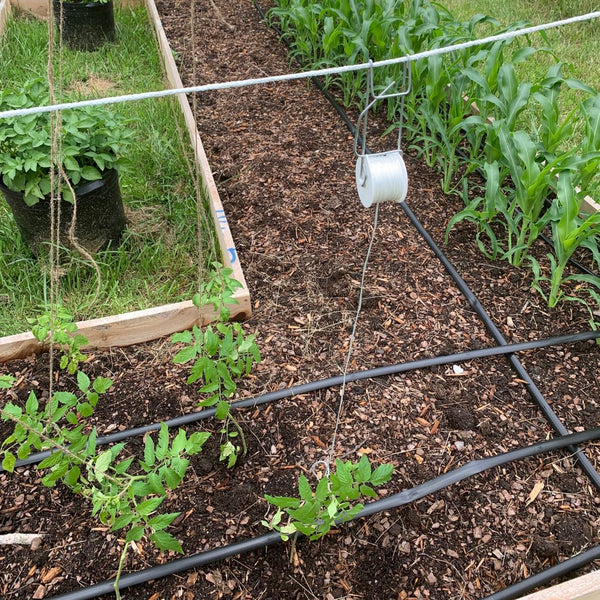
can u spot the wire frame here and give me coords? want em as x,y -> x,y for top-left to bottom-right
354,59 -> 412,159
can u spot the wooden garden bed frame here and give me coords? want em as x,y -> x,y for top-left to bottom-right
0,0 -> 251,362
517,569 -> 600,600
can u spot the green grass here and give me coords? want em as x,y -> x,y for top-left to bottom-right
438,0 -> 600,91
0,8 -> 217,336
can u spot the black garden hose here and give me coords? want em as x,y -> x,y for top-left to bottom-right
6,330 -> 598,471
482,544 -> 600,600
400,200 -> 600,490
48,427 -> 600,600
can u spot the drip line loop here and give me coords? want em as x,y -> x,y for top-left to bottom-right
310,460 -> 330,479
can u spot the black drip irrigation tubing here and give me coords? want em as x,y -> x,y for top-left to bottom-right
400,200 -> 600,490
49,428 -> 600,600
482,545 -> 600,600
6,330 -> 599,472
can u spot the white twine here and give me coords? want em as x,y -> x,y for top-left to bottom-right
0,11 -> 598,120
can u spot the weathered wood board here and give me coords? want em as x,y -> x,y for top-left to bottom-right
516,569 -> 600,600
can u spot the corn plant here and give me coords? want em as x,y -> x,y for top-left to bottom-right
531,172 -> 600,307
270,0 -> 600,309
496,125 -> 583,266
445,160 -> 510,260
579,93 -> 600,195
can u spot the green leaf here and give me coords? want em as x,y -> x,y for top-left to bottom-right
335,460 -> 352,486
94,449 -> 113,482
163,467 -> 182,489
146,472 -> 164,495
2,451 -> 16,472
65,466 -> 81,487
1,403 -> 22,420
114,457 -> 134,475
359,484 -> 377,498
131,481 -> 152,497
172,346 -> 197,364
171,429 -> 187,454
92,377 -> 113,394
371,463 -> 394,486
156,423 -> 169,461
81,165 -> 102,181
110,512 -> 135,531
125,526 -> 146,543
215,400 -> 230,421
144,435 -> 156,467
298,475 -> 313,502
41,462 -> 69,486
355,454 -> 372,482
86,428 -> 98,458
63,156 -> 79,171
185,431 -> 210,455
171,330 -> 193,344
25,391 -> 39,415
77,371 -> 91,393
0,375 -> 15,389
38,451 -> 64,469
147,512 -> 180,531
66,412 -> 79,425
149,530 -> 183,553
315,476 -> 330,502
78,402 -> 93,418
136,496 -> 165,516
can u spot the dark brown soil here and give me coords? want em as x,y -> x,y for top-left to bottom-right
1,1 -> 600,599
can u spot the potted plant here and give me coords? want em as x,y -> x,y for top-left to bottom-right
0,78 -> 132,254
53,0 -> 116,51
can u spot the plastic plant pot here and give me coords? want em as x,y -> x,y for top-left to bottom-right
53,0 -> 116,51
0,169 -> 127,254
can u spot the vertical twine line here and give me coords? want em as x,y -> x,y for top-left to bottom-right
46,0 -> 59,400
190,0 -> 205,299
325,204 -> 380,472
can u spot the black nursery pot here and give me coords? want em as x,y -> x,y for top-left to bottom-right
0,169 -> 127,255
53,0 -> 116,51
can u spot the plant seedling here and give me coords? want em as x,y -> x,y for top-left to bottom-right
30,306 -> 88,374
263,454 -> 394,542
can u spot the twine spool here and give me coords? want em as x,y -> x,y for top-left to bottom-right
355,150 -> 408,208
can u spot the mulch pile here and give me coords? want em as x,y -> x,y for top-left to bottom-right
1,1 -> 599,599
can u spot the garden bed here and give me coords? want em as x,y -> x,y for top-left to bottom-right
0,0 -> 249,359
1,1 -> 600,599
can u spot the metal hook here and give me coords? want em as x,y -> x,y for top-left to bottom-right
353,59 -> 412,160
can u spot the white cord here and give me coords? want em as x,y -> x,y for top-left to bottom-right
0,11 -> 598,119
325,203 -> 380,471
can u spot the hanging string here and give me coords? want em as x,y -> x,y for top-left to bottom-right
2,10 -> 599,120
189,0 -> 205,299
321,203 -> 381,476
46,0 -> 61,401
